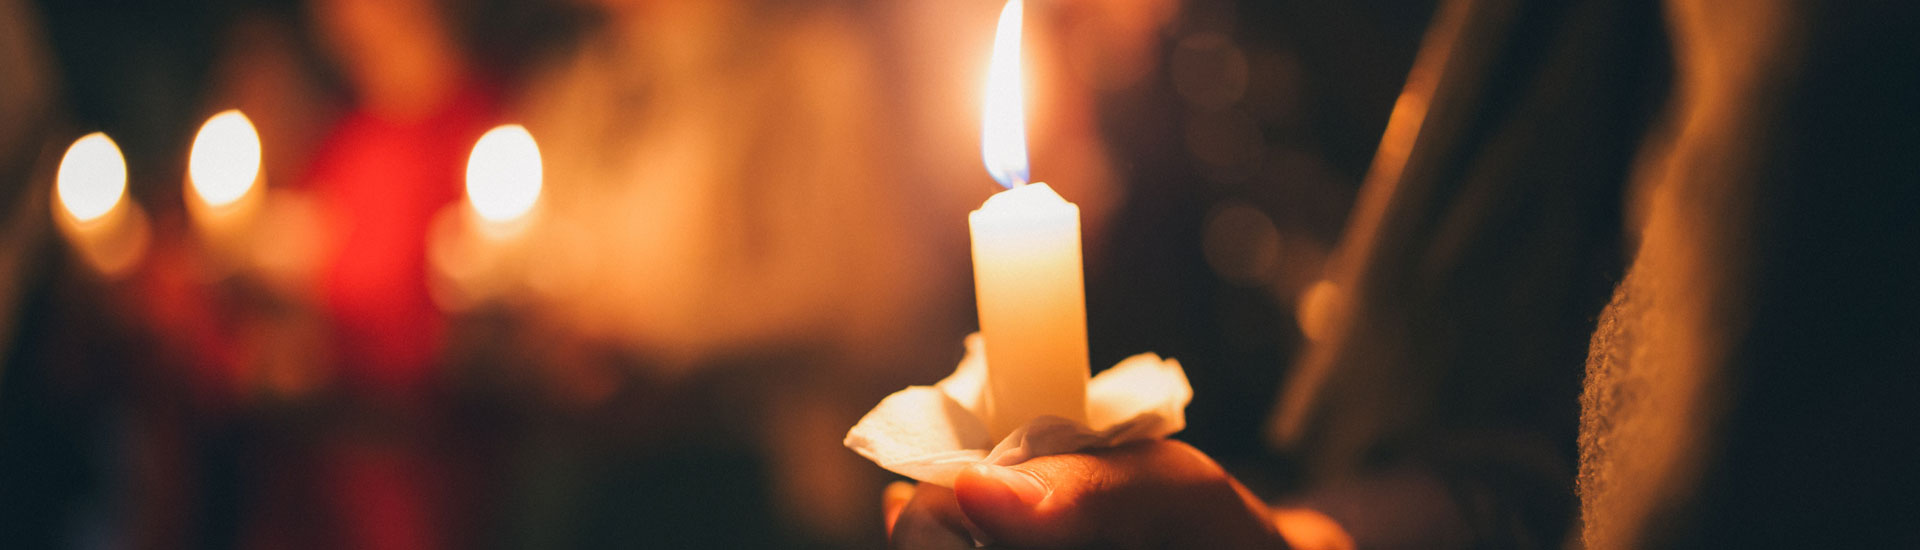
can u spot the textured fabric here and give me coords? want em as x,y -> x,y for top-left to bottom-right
1578,1 -> 1920,547
1274,0 -> 1919,547
1269,0 -> 1665,547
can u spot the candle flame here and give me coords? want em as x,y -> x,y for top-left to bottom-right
188,109 -> 263,207
56,132 -> 128,223
981,0 -> 1029,189
465,124 -> 543,223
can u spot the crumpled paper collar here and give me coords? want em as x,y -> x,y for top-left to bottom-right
844,334 -> 1191,487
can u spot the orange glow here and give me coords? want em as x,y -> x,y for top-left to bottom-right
1296,280 -> 1340,342
981,0 -> 1028,188
1273,507 -> 1357,550
56,132 -> 127,223
464,124 -> 543,224
188,110 -> 263,207
970,181 -> 1090,439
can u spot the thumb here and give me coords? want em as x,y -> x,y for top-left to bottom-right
952,440 -> 1283,549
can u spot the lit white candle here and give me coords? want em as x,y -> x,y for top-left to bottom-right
972,0 -> 1090,440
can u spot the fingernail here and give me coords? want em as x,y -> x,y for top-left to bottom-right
982,465 -> 1049,507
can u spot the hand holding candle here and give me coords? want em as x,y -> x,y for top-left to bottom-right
847,0 -> 1189,487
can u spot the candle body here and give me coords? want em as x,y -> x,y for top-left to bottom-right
53,191 -> 151,277
969,182 -> 1090,440
186,174 -> 264,268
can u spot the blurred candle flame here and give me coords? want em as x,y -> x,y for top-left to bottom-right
188,110 -> 263,207
465,124 -> 543,223
981,0 -> 1029,188
56,132 -> 128,222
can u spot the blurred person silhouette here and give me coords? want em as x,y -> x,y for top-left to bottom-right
0,0 -> 56,364
887,0 -> 1920,549
231,0 -> 501,548
508,1 -> 953,545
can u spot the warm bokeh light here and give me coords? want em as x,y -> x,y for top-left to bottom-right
1297,280 -> 1339,342
1203,202 -> 1282,286
465,124 -> 543,223
981,0 -> 1028,188
188,109 -> 263,207
56,132 -> 128,222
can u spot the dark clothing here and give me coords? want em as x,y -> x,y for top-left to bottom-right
1274,0 -> 1919,547
1578,2 -> 1920,548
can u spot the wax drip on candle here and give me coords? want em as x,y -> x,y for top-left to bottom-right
981,0 -> 1029,188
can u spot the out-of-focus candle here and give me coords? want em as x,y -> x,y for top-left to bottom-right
186,110 -> 266,264
428,124 -> 544,310
971,0 -> 1089,440
54,132 -> 149,276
